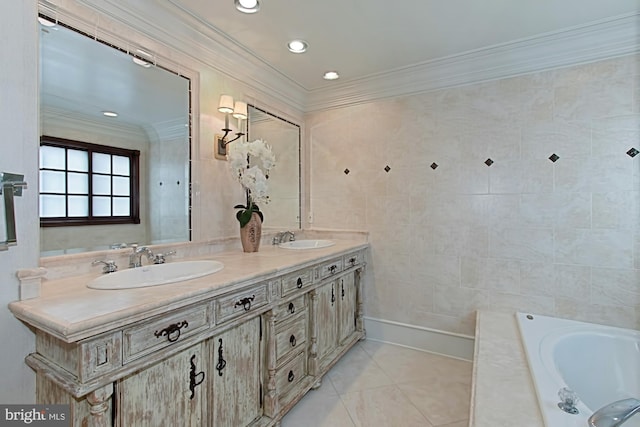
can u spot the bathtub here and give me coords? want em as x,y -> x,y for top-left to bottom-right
516,312 -> 640,427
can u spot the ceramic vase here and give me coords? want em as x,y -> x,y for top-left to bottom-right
240,212 -> 262,252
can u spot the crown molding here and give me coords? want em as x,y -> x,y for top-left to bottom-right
305,13 -> 640,111
41,106 -> 147,140
57,2 -> 640,114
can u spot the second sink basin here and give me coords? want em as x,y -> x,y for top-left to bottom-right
279,239 -> 335,250
88,260 -> 224,290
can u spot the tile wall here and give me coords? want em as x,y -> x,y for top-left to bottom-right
307,54 -> 640,335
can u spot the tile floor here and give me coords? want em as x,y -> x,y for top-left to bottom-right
281,340 -> 472,427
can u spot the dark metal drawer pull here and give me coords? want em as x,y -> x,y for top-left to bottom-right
288,302 -> 295,314
296,277 -> 303,289
216,338 -> 226,376
154,320 -> 188,343
234,294 -> 256,311
288,370 -> 295,383
189,354 -> 205,399
329,265 -> 337,274
349,257 -> 357,266
289,334 -> 297,347
331,285 -> 335,305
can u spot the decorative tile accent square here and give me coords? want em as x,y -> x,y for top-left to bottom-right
627,148 -> 639,158
549,153 -> 559,162
384,165 -> 391,172
344,169 -> 350,175
484,158 -> 494,167
431,163 -> 438,170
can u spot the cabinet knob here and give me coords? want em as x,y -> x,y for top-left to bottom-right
288,302 -> 295,314
329,265 -> 337,274
288,370 -> 295,383
296,277 -> 303,289
289,334 -> 297,347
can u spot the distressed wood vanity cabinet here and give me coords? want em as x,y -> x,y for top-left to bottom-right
11,243 -> 367,426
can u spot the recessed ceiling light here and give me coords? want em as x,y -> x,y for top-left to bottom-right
323,71 -> 340,81
287,40 -> 308,54
102,111 -> 118,117
235,0 -> 260,14
38,16 -> 56,27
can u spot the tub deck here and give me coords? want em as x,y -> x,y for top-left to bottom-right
470,310 -> 544,427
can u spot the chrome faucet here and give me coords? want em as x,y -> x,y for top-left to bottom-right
273,231 -> 296,245
129,245 -> 154,268
589,398 -> 640,427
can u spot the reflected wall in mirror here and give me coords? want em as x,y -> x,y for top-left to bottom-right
39,19 -> 191,256
246,106 -> 301,230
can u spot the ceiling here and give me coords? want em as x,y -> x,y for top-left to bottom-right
40,21 -> 190,130
170,0 -> 640,92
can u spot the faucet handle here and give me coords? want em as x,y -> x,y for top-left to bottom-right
152,251 -> 176,264
558,387 -> 580,414
92,259 -> 118,274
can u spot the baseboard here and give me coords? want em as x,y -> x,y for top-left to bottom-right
363,316 -> 475,361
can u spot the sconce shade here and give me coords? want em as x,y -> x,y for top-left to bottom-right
218,95 -> 234,113
232,101 -> 248,120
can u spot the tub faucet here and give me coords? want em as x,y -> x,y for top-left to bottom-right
589,398 -> 640,427
129,244 -> 154,268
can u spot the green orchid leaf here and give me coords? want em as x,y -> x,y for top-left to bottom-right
237,209 -> 253,228
234,204 -> 248,209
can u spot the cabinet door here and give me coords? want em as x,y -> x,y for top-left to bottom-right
211,316 -> 262,427
338,273 -> 357,344
316,280 -> 338,363
117,342 -> 205,427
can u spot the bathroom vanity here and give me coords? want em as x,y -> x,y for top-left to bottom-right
9,240 -> 367,426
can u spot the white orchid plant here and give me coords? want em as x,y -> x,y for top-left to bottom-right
228,139 -> 276,227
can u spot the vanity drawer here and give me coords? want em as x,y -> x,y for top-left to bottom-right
316,257 -> 343,281
275,314 -> 307,366
276,350 -> 307,398
215,283 -> 269,324
274,295 -> 306,322
280,268 -> 314,297
37,330 -> 123,382
344,251 -> 365,269
123,304 -> 210,363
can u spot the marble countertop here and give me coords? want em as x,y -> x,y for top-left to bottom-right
9,240 -> 368,343
469,310 -> 544,427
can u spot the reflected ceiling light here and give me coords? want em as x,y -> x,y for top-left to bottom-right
38,16 -> 56,27
132,57 -> 151,68
323,71 -> 340,80
102,111 -> 118,117
287,40 -> 308,54
235,0 -> 260,14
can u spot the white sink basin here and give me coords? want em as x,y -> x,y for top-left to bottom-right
279,239 -> 335,250
88,260 -> 224,290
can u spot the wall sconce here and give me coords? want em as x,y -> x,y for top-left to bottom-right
215,95 -> 247,160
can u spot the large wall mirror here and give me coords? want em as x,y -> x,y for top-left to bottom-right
246,105 -> 301,230
39,17 -> 191,256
